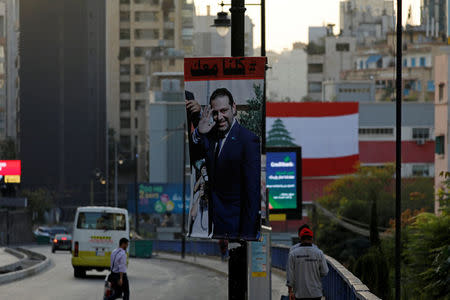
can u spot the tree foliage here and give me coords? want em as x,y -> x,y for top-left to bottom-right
239,83 -> 262,139
21,188 -> 54,224
0,137 -> 16,159
316,164 -> 437,299
399,173 -> 450,299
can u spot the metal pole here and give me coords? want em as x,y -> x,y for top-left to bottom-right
261,0 -> 266,154
134,155 -> 139,234
90,179 -> 94,206
229,2 -> 247,299
395,1 -> 402,299
230,0 -> 246,57
260,0 -> 265,57
106,126 -> 109,206
114,141 -> 118,207
181,123 -> 186,259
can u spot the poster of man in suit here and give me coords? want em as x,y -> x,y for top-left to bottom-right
185,57 -> 265,240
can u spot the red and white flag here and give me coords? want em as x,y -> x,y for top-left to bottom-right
266,102 -> 359,177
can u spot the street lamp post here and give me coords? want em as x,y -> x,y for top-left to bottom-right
214,1 -> 267,298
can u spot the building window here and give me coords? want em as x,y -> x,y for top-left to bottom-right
120,0 -> 130,3
120,135 -> 131,151
135,118 -> 138,128
135,11 -> 158,22
135,100 -> 144,109
135,82 -> 146,93
308,64 -> 323,74
163,29 -> 174,40
411,57 -> 416,67
412,165 -> 429,177
427,81 -> 435,92
359,128 -> 394,135
120,29 -> 130,40
120,11 -> 130,22
359,61 -> 363,69
119,47 -> 130,60
308,82 -> 322,93
135,64 -> 145,75
135,29 -> 159,40
419,57 -> 426,66
120,82 -> 130,93
169,58 -> 175,66
412,128 -> 430,139
439,83 -> 445,101
336,43 -> 350,51
403,59 -> 407,67
120,118 -> 131,128
436,135 -> 445,154
134,47 -> 152,57
120,64 -> 130,75
120,100 -> 131,112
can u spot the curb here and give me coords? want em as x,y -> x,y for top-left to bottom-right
152,254 -> 228,277
0,248 -> 52,285
0,248 -> 27,273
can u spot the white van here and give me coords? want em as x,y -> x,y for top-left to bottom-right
71,206 -> 129,278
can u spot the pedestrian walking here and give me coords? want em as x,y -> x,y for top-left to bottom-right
105,238 -> 130,300
286,224 -> 317,286
287,228 -> 328,300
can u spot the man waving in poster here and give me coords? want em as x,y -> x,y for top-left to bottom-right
190,88 -> 261,239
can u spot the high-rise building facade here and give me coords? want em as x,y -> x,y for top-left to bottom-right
420,0 -> 447,39
0,0 -> 19,142
339,0 -> 395,46
117,0 -> 194,182
20,0 -> 111,215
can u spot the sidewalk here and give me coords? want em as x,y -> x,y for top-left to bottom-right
152,252 -> 287,299
0,248 -> 20,268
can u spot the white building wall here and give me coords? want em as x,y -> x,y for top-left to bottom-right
267,48 -> 307,102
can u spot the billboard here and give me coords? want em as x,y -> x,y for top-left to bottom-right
185,57 -> 265,240
127,183 -> 190,215
0,160 -> 21,183
266,147 -> 301,218
266,102 -> 359,177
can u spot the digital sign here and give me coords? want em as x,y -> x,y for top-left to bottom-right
0,160 -> 21,183
128,183 -> 190,215
266,147 -> 301,217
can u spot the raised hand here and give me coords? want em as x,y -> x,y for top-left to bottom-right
186,100 -> 201,114
198,106 -> 215,134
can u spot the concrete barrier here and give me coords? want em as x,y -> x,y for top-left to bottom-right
0,248 -> 27,273
0,248 -> 51,285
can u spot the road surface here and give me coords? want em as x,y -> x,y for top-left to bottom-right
0,245 -> 227,300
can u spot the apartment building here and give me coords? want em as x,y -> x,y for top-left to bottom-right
434,49 -> 450,214
306,33 -> 356,101
117,0 -> 194,181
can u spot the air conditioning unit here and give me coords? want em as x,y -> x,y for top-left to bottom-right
415,138 -> 425,145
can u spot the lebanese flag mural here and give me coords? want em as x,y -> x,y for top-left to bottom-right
266,102 -> 359,177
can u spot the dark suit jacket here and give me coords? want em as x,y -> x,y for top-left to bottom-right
198,122 -> 261,239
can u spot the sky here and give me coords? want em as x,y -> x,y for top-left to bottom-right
194,0 -> 421,53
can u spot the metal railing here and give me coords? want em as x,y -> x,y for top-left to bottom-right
271,244 -> 381,300
151,239 -> 381,299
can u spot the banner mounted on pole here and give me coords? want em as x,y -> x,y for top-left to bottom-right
185,57 -> 265,240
